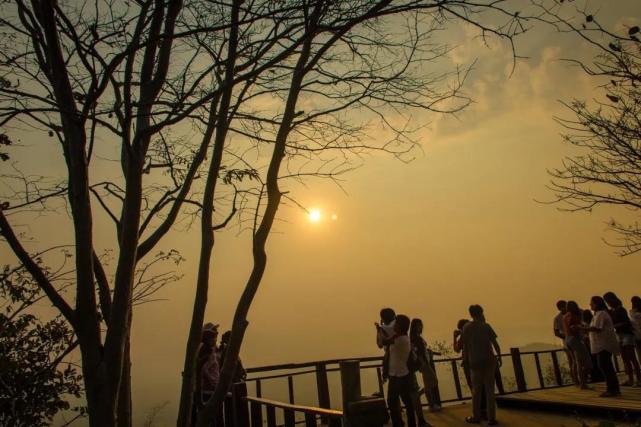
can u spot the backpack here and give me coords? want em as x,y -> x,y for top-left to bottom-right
407,348 -> 421,373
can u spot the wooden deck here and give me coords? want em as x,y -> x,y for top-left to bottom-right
405,402 -> 626,427
496,381 -> 641,417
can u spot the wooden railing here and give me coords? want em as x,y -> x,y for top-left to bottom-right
245,396 -> 342,427
222,347 -> 622,426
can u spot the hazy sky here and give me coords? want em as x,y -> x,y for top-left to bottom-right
3,1 -> 641,425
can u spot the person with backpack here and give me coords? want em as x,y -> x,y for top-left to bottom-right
383,314 -> 426,427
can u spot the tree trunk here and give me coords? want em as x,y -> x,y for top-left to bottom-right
117,335 -> 133,427
176,2 -> 241,426
195,4 -> 320,426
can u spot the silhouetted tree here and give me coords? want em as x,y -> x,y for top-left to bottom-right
181,1 -> 531,426
0,1 -> 530,426
542,1 -> 641,255
0,259 -> 82,427
0,0 -> 231,425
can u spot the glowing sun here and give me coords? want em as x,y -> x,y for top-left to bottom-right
309,209 -> 321,222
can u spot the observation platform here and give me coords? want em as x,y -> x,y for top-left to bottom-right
229,349 -> 641,426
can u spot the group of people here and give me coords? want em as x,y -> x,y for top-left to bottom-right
193,323 -> 246,426
553,292 -> 641,397
376,304 -> 502,426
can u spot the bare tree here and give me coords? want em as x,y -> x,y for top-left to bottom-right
0,1 -> 529,426
0,0 -> 233,425
540,1 -> 641,255
180,1 -> 531,426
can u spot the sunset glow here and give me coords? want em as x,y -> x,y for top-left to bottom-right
309,209 -> 321,222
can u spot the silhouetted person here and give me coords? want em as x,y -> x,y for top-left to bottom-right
564,301 -> 592,388
384,314 -> 419,427
604,291 -> 641,386
194,322 -> 224,426
410,318 -> 437,425
376,307 -> 396,382
456,305 -> 500,426
554,300 -> 576,384
454,318 -> 487,419
630,296 -> 641,365
220,330 -> 247,385
583,296 -> 620,397
582,309 -> 602,382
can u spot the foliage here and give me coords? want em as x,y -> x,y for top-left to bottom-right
0,264 -> 83,427
545,4 -> 641,255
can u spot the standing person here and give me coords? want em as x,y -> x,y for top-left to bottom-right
454,318 -> 487,420
563,301 -> 593,389
455,305 -> 501,426
194,322 -> 223,426
220,330 -> 247,385
454,319 -> 472,389
582,296 -> 620,397
554,300 -> 576,385
582,309 -> 602,382
376,308 -> 396,382
604,291 -> 641,386
384,314 -> 420,427
410,318 -> 441,417
630,296 -> 641,365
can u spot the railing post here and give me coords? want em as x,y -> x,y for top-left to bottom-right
340,360 -> 361,427
232,382 -> 249,427
429,355 -> 442,406
376,366 -> 384,396
510,348 -> 527,392
451,360 -> 463,400
288,375 -> 295,404
316,363 -> 331,425
256,379 -> 262,398
284,408 -> 296,427
266,405 -> 276,427
250,401 -> 262,427
305,413 -> 317,427
551,351 -> 563,386
534,353 -> 545,389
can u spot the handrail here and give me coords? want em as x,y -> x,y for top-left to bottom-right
246,356 -> 383,374
519,349 -> 564,355
233,346 -> 624,427
245,353 -> 521,382
245,396 -> 343,417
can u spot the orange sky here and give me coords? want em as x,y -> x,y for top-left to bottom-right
3,1 -> 641,425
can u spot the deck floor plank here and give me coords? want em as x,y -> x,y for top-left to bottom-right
497,381 -> 641,414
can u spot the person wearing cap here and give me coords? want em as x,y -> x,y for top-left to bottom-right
193,322 -> 222,426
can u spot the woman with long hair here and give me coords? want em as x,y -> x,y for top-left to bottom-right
582,296 -> 620,397
410,318 -> 440,414
563,301 -> 592,388
604,291 -> 641,386
630,296 -> 641,366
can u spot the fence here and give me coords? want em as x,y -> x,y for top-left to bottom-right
221,347 -> 622,426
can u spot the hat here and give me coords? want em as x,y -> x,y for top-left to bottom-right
202,322 -> 219,334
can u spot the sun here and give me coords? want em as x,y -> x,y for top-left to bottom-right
309,209 -> 321,222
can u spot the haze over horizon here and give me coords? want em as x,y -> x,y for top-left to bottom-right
2,1 -> 641,425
